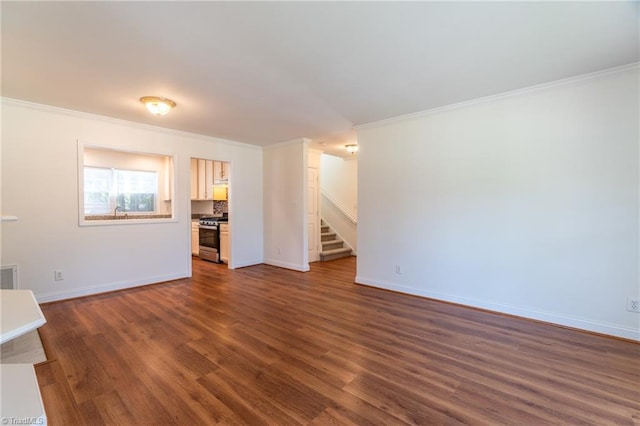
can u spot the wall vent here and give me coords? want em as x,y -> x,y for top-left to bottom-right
0,265 -> 18,289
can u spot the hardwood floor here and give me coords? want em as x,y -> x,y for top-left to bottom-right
36,257 -> 639,425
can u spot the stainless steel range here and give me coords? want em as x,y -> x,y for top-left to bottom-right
198,217 -> 228,263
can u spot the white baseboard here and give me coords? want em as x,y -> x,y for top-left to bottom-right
35,273 -> 188,303
355,275 -> 640,342
264,258 -> 310,272
229,259 -> 263,269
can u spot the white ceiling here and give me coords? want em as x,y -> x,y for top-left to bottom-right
2,2 -> 638,157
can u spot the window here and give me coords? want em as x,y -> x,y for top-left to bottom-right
79,144 -> 174,225
84,167 -> 111,214
83,167 -> 158,215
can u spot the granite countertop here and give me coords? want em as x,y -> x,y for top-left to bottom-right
86,214 -> 225,221
191,213 -> 210,219
85,214 -> 172,221
192,214 -> 229,220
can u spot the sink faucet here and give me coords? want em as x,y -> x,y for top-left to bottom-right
114,206 -> 121,217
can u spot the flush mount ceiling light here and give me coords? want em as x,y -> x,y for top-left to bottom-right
345,144 -> 359,154
140,96 -> 176,116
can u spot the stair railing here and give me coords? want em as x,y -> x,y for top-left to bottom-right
320,190 -> 357,225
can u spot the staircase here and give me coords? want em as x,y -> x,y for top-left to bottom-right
320,220 -> 352,261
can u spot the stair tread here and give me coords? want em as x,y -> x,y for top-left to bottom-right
320,247 -> 352,255
319,219 -> 352,261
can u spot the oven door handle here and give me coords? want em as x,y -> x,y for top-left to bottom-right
199,225 -> 218,230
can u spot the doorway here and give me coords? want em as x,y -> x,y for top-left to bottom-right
190,157 -> 231,267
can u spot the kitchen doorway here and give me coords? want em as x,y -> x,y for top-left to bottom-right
190,157 -> 231,268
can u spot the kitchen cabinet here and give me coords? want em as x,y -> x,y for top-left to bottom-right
205,161 -> 214,198
214,161 -> 230,183
196,159 -> 206,197
191,221 -> 199,256
223,162 -> 230,181
191,159 -> 230,200
194,159 -> 215,200
197,159 -> 215,200
220,223 -> 229,263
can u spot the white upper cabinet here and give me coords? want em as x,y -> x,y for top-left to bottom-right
214,161 -> 230,183
191,159 -> 230,200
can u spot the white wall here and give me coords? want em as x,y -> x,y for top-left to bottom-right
191,200 -> 213,215
356,65 -> 639,340
1,99 -> 264,301
320,154 -> 358,219
263,139 -> 309,271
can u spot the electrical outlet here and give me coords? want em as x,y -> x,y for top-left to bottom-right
395,264 -> 403,275
627,298 -> 640,313
54,270 -> 64,281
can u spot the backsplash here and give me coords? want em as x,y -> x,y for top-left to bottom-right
213,200 -> 228,216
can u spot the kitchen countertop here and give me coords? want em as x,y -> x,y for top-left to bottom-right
85,214 -> 172,221
191,213 -> 211,219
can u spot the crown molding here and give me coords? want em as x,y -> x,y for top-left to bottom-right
355,62 -> 640,131
263,137 -> 311,150
0,97 -> 262,151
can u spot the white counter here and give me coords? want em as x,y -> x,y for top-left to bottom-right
0,290 -> 48,424
0,290 -> 46,345
0,364 -> 47,424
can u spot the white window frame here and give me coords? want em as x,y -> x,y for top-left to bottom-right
78,141 -> 177,226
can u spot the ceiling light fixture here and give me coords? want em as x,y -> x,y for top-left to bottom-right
140,96 -> 176,116
345,144 -> 359,154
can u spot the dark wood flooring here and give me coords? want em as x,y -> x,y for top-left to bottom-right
35,257 -> 640,425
